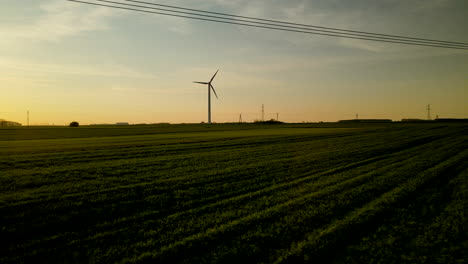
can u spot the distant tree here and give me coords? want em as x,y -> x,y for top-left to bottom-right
0,119 -> 22,127
254,119 -> 283,124
69,121 -> 79,127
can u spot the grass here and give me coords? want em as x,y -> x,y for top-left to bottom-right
1,123 -> 467,263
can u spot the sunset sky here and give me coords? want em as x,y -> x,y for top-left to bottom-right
1,0 -> 467,125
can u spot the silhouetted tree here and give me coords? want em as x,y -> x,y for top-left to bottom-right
0,119 -> 21,127
69,121 -> 79,127
254,119 -> 283,124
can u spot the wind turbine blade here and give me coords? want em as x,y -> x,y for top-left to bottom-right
209,69 -> 219,83
193,81 -> 209,84
210,84 -> 219,99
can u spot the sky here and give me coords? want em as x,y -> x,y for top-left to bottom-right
1,0 -> 467,125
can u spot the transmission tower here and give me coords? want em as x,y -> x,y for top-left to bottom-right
427,104 -> 431,120
262,104 -> 264,122
239,113 -> 243,123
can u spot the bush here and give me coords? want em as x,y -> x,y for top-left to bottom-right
69,121 -> 79,127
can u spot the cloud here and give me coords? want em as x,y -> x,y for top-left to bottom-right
0,0 -> 119,43
0,58 -> 157,79
140,11 -> 193,35
204,0 -> 467,52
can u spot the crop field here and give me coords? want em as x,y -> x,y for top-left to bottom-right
1,123 -> 467,263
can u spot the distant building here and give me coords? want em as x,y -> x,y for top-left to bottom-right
434,118 -> 468,123
116,122 -> 129,126
401,119 -> 432,123
338,119 -> 392,123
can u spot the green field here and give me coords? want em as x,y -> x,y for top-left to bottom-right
1,123 -> 467,263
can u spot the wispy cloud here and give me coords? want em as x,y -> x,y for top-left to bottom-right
0,57 -> 157,79
205,0 -> 467,53
0,0 -> 119,43
140,11 -> 193,35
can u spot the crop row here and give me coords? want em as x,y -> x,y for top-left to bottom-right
124,137 -> 468,263
1,125 -> 466,263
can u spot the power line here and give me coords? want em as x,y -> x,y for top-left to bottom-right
97,0 -> 468,49
67,0 -> 468,50
122,0 -> 468,47
71,0 -> 468,49
95,0 -> 468,48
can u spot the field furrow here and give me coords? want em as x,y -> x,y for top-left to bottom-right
1,124 -> 466,263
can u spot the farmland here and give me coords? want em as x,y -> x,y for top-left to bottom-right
1,123 -> 467,263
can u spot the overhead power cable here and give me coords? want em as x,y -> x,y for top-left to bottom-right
67,0 -> 468,50
96,0 -> 468,48
122,0 -> 468,47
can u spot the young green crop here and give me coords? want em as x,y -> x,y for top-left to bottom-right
1,123 -> 467,263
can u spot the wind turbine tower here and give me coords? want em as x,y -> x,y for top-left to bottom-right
194,70 -> 219,124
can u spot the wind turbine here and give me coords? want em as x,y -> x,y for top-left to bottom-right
193,70 -> 219,124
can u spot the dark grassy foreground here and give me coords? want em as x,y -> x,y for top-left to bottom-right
1,123 -> 467,263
